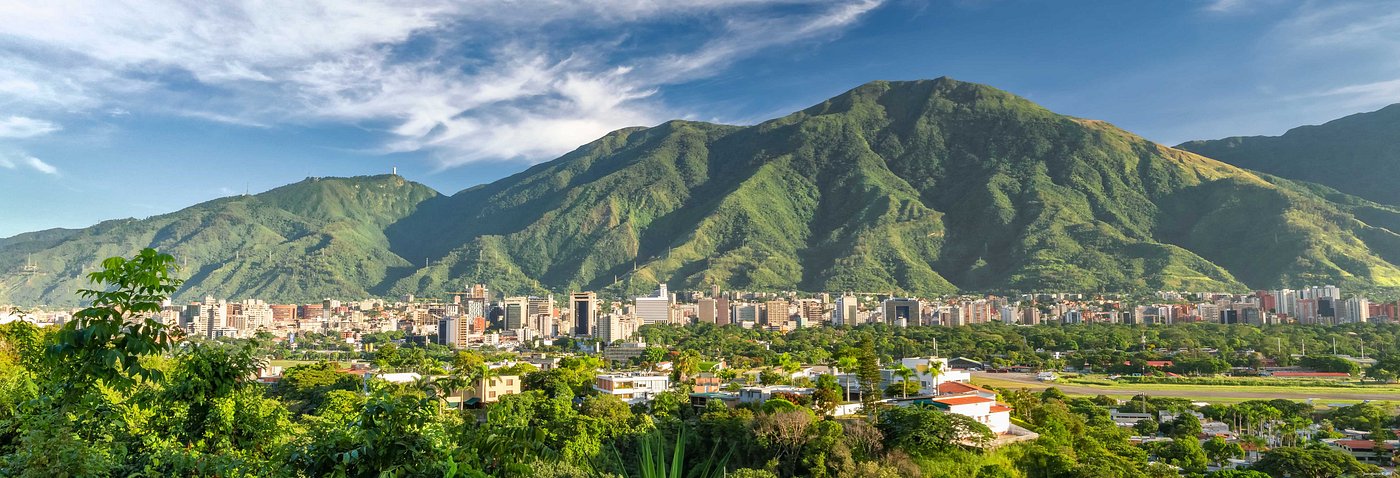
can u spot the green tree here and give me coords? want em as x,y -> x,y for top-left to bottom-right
1366,354 -> 1400,383
1166,412 -> 1203,438
1252,446 -> 1379,478
892,364 -> 915,399
876,404 -> 994,455
1203,436 -> 1245,466
1134,418 -> 1159,437
856,336 -> 882,416
48,248 -> 182,395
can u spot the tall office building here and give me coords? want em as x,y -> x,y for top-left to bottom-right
882,298 -> 920,327
696,298 -> 717,324
763,300 -> 790,325
715,297 -> 731,325
635,284 -> 674,325
1342,297 -> 1370,323
799,299 -> 824,325
733,303 -> 759,325
597,314 -> 637,345
571,292 -> 598,336
504,297 -> 528,329
438,316 -> 469,347
833,295 -> 859,326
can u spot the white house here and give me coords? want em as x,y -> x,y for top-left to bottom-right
593,373 -> 670,405
885,357 -> 971,395
926,395 -> 1011,434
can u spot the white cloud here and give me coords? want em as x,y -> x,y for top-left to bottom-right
0,0 -> 884,167
23,156 -> 58,175
0,116 -> 60,138
0,153 -> 59,175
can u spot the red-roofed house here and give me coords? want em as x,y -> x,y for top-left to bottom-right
1146,361 -> 1174,368
938,381 -> 998,400
1329,439 -> 1397,464
926,395 -> 1011,434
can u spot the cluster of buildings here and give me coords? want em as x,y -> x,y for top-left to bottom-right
594,356 -> 1028,441
7,282 -> 1396,352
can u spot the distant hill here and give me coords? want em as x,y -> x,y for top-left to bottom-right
1178,104 -> 1400,207
0,175 -> 439,305
7,78 -> 1400,305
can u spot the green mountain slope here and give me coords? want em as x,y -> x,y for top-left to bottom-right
0,175 -> 439,306
387,78 -> 1400,297
1178,104 -> 1400,206
8,79 -> 1400,305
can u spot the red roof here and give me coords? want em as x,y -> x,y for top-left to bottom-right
1335,440 -> 1393,450
1271,371 -> 1351,377
938,381 -> 994,395
1146,361 -> 1174,367
989,404 -> 1012,413
933,395 -> 995,406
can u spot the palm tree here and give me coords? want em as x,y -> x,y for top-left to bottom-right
837,355 -> 858,402
894,364 -> 915,399
927,360 -> 943,393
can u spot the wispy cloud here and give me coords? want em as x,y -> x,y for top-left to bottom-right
0,116 -> 60,138
0,0 -> 885,167
1269,2 -> 1400,112
0,153 -> 59,175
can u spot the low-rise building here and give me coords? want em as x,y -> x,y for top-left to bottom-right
925,395 -> 1011,434
594,373 -> 670,405
738,385 -> 814,404
468,375 -> 521,405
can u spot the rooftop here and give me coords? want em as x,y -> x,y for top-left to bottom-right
931,395 -> 995,406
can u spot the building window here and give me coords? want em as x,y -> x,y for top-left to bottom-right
489,391 -> 496,398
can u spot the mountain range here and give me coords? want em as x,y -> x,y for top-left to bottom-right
6,77 -> 1400,305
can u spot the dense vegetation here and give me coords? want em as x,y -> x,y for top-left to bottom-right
1179,104 -> 1400,207
9,79 -> 1400,304
2,250 -> 1395,477
635,320 -> 1400,379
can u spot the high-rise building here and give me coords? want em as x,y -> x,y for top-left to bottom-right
635,284 -> 673,325
696,298 -> 717,324
571,292 -> 598,336
799,299 -> 824,325
240,299 -> 273,332
504,297 -> 528,329
438,316 -> 469,347
715,297 -> 731,325
270,304 -> 298,322
882,298 -> 920,327
1342,297 -> 1370,323
733,303 -> 759,325
528,296 -> 554,318
833,295 -> 859,326
597,314 -> 638,345
763,300 -> 790,325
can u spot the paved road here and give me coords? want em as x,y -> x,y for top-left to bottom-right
971,372 -> 1398,403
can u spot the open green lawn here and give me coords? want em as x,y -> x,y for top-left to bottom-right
971,372 -> 1400,406
268,359 -> 347,368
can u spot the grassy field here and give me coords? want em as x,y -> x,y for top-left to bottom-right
268,359 -> 347,368
971,372 -> 1400,406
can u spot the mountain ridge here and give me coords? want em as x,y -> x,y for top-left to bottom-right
1178,103 -> 1400,207
7,78 -> 1400,305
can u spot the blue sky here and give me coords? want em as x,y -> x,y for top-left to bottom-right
2,0 -> 1399,237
